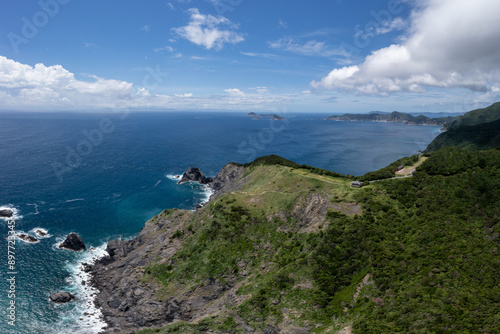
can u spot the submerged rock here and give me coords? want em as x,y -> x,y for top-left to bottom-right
59,233 -> 86,251
0,209 -> 13,218
50,292 -> 75,303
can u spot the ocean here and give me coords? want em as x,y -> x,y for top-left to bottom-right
0,111 -> 441,333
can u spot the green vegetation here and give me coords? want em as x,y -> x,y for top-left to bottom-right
137,146 -> 499,333
426,118 -> 500,153
447,101 -> 500,130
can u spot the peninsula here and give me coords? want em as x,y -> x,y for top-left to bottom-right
325,111 -> 456,130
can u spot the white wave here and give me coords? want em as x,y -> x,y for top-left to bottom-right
153,180 -> 162,188
53,243 -> 108,334
65,198 -> 85,203
27,202 -> 42,215
0,205 -> 22,221
30,227 -> 51,239
52,236 -> 67,251
200,184 -> 215,204
166,173 -> 182,181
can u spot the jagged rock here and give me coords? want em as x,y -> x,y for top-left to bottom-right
59,233 -> 86,251
0,209 -> 13,218
17,234 -> 38,243
35,229 -> 47,237
107,239 -> 133,258
50,292 -> 75,303
177,167 -> 213,185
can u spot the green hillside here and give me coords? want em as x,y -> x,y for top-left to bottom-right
133,149 -> 499,333
426,118 -> 500,153
425,101 -> 500,153
448,102 -> 500,130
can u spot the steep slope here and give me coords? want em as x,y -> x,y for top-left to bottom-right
90,151 -> 500,334
448,101 -> 500,130
426,118 -> 500,153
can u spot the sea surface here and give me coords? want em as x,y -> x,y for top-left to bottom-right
0,111 -> 441,333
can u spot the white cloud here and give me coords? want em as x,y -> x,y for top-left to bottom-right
136,88 -> 151,97
251,86 -> 269,94
172,8 -> 244,50
175,93 -> 193,97
225,88 -> 245,96
0,56 -> 133,109
279,20 -> 288,29
140,25 -> 151,32
269,37 -> 349,58
154,45 -> 176,52
0,57 -> 293,111
312,0 -> 500,95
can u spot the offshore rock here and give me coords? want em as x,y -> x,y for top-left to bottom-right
59,232 -> 86,251
177,167 -> 213,185
50,292 -> 75,303
17,233 -> 38,243
0,209 -> 13,218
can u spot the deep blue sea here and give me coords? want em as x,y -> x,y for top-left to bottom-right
0,111 -> 441,333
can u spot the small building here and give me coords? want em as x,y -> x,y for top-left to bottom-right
395,165 -> 404,172
350,181 -> 363,188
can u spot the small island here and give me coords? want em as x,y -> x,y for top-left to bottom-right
325,111 -> 456,130
247,112 -> 286,120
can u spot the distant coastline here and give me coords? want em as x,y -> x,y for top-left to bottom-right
324,111 -> 456,130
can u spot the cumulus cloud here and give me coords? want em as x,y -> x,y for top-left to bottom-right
312,0 -> 500,95
172,8 -> 244,50
0,56 -> 133,109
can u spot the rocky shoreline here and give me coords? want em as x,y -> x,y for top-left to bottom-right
89,163 -> 247,333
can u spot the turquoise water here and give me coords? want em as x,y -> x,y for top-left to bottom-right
0,111 -> 440,333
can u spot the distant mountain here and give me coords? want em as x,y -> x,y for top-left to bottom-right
325,111 -> 455,127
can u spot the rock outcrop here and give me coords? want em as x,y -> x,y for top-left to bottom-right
50,292 -> 75,303
0,209 -> 13,218
17,233 -> 38,243
59,233 -> 86,251
177,167 -> 213,185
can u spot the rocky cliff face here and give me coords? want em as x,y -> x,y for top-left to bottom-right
91,163 -> 246,333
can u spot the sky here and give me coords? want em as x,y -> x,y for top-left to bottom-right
1,0 -> 500,114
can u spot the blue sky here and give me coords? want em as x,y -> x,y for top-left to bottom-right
1,0 -> 500,113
